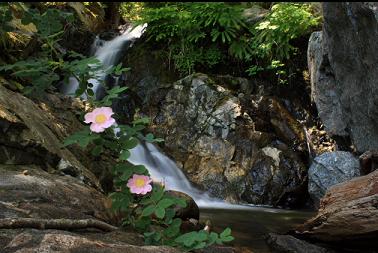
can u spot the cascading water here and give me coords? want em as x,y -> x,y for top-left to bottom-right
60,24 -> 239,208
127,142 -> 241,208
60,24 -> 147,99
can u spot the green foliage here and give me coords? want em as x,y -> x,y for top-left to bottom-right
138,2 -> 249,75
138,2 -> 320,83
120,2 -> 144,22
251,3 -> 321,61
0,4 -> 128,97
173,228 -> 234,251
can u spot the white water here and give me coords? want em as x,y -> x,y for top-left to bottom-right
60,24 -> 147,99
61,25 -> 295,212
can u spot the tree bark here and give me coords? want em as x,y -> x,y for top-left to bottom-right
104,2 -> 121,30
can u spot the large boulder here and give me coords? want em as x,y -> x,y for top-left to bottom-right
0,84 -> 117,192
308,151 -> 360,205
266,233 -> 334,253
296,169 -> 378,251
134,73 -> 308,206
308,3 -> 378,153
0,165 -> 111,221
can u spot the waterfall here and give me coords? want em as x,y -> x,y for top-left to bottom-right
60,24 -> 273,210
60,24 -> 147,99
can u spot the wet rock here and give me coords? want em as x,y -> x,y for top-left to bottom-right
241,147 -> 307,206
60,25 -> 95,56
359,150 -> 378,175
165,191 -> 200,220
296,169 -> 378,251
266,233 -> 334,253
137,73 -> 307,206
308,151 -> 360,205
308,3 -> 378,153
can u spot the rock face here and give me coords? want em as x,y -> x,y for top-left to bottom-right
308,3 -> 378,153
308,151 -> 360,204
0,84 -> 118,192
296,169 -> 378,251
134,73 -> 307,206
0,165 -> 111,221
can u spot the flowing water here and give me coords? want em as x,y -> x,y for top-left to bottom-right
60,24 -> 147,99
62,24 -> 314,252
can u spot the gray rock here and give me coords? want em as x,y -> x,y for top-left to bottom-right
308,3 -> 378,152
266,233 -> 334,253
308,151 -> 360,204
142,73 -> 307,206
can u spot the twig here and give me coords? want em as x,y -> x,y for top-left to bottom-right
0,218 -> 118,232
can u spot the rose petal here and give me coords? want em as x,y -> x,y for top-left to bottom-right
84,112 -> 95,123
101,117 -> 116,128
90,123 -> 105,133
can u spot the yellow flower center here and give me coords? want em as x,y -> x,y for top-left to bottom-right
95,114 -> 107,124
135,178 -> 145,187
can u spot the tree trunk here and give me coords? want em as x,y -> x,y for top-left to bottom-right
104,2 -> 121,30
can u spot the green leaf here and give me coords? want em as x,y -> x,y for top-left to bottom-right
145,133 -> 155,142
150,185 -> 164,202
193,241 -> 207,250
63,127 -> 100,148
133,165 -> 147,174
141,205 -> 156,217
174,231 -> 197,247
135,216 -> 151,231
173,197 -> 187,208
163,218 -> 181,238
120,170 -> 133,181
208,232 -> 218,245
155,206 -> 165,219
119,150 -> 131,161
132,117 -> 150,125
196,230 -> 208,241
221,235 -> 234,242
158,198 -> 175,209
220,228 -> 231,238
122,137 -> 139,150
91,145 -> 103,156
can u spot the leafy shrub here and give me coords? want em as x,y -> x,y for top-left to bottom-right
0,4 -> 122,97
135,2 -> 320,82
137,2 -> 250,75
251,3 -> 321,61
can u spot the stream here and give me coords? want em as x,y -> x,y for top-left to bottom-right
201,208 -> 314,252
62,24 -> 315,252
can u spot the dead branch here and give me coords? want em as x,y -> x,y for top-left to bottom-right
0,218 -> 118,232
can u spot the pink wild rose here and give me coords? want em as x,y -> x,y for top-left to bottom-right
127,174 -> 152,195
84,107 -> 116,133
